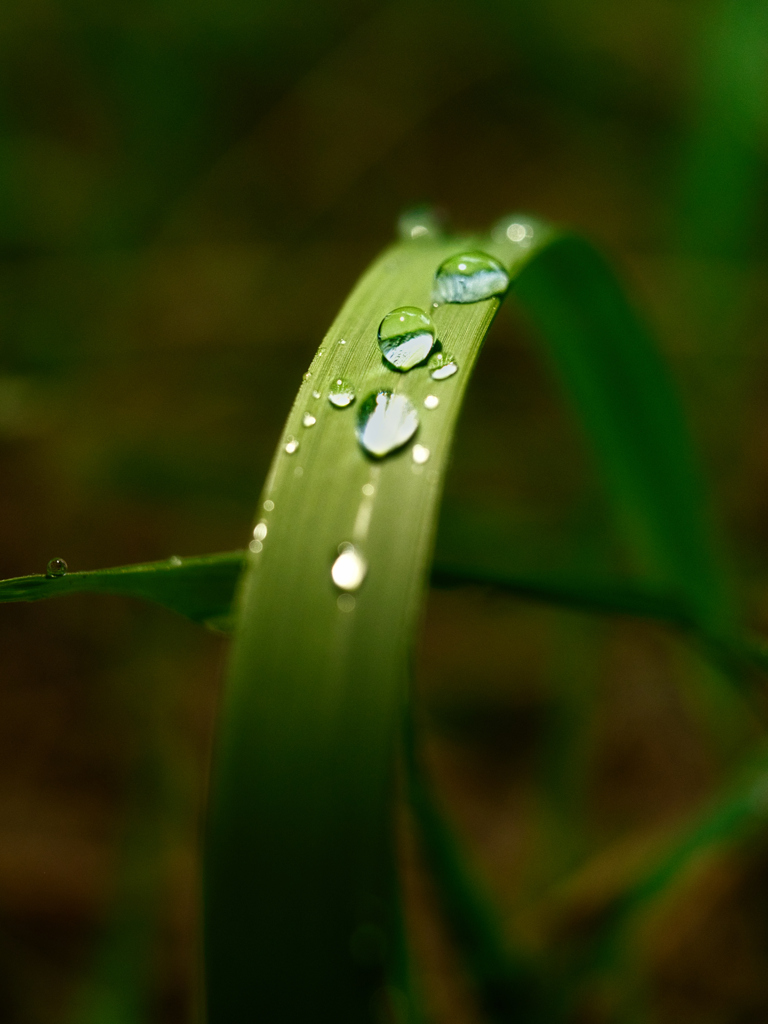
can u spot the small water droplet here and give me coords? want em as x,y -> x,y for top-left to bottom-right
46,557 -> 68,577
303,372 -> 312,382
337,594 -> 356,613
377,307 -> 435,371
263,499 -> 275,512
357,391 -> 419,458
249,539 -> 263,554
397,205 -> 446,241
424,394 -> 439,410
331,544 -> 367,592
339,338 -> 346,345
253,522 -> 268,541
433,251 -> 510,304
302,412 -> 317,427
491,215 -> 537,246
328,378 -> 356,408
168,555 -> 183,567
285,436 -> 299,454
429,351 -> 458,380
318,350 -> 324,357
362,483 -> 375,496
412,444 -> 430,464
312,389 -> 321,399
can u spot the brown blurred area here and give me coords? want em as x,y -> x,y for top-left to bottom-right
2,1 -> 768,1021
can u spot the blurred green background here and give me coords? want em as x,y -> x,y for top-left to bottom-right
2,1 -> 768,1021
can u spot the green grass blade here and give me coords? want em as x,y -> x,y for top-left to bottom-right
513,235 -> 733,629
202,227 -> 557,1024
0,552 -> 244,626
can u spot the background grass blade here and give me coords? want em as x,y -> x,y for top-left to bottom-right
512,235 -> 733,630
0,552 -> 244,627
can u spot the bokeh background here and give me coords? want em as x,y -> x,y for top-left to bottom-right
2,1 -> 768,1021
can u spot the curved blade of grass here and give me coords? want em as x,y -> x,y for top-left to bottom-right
202,226 -> 557,1024
511,234 -> 733,631
0,552 -> 244,627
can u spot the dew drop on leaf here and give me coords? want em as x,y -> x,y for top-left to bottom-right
433,251 -> 509,304
424,395 -> 439,410
429,351 -> 458,380
396,205 -> 445,241
377,307 -> 435,371
328,378 -> 356,408
168,555 -> 182,567
412,444 -> 430,464
331,543 -> 367,592
46,558 -> 68,577
285,436 -> 299,454
303,413 -> 317,427
356,391 -> 419,458
253,522 -> 268,541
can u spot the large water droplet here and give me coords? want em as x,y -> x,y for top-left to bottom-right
46,557 -> 68,577
397,205 -> 446,241
377,307 -> 435,371
328,378 -> 356,408
331,543 -> 367,592
429,351 -> 459,380
433,251 -> 509,304
356,391 -> 419,458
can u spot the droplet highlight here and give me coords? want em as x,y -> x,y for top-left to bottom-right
424,395 -> 439,410
356,391 -> 419,458
285,436 -> 299,454
412,444 -> 430,464
168,555 -> 183,567
46,558 -> 68,578
302,413 -> 317,428
377,307 -> 435,371
331,544 -> 367,592
433,251 -> 509,304
429,351 -> 458,380
263,499 -> 275,512
397,205 -> 445,241
328,378 -> 356,408
253,522 -> 268,541
491,215 -> 538,247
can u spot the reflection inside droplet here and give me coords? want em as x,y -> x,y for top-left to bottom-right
356,390 -> 419,458
331,544 -> 367,592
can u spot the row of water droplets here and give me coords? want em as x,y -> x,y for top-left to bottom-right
262,214 -> 536,608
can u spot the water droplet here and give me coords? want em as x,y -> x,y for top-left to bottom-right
433,251 -> 509,304
337,594 -> 356,613
357,391 -> 419,458
397,205 -> 446,241
362,483 -> 375,496
168,555 -> 183,567
328,378 -> 356,408
46,557 -> 68,577
285,436 -> 299,454
302,372 -> 311,382
263,499 -> 275,512
339,338 -> 346,345
377,307 -> 435,371
491,215 -> 537,246
331,544 -> 367,592
253,522 -> 268,541
412,444 -> 430,464
318,350 -> 324,357
312,390 -> 321,399
302,413 -> 317,427
424,394 -> 439,410
249,539 -> 263,554
429,351 -> 458,380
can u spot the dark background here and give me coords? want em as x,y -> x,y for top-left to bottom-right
2,1 -> 768,1021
